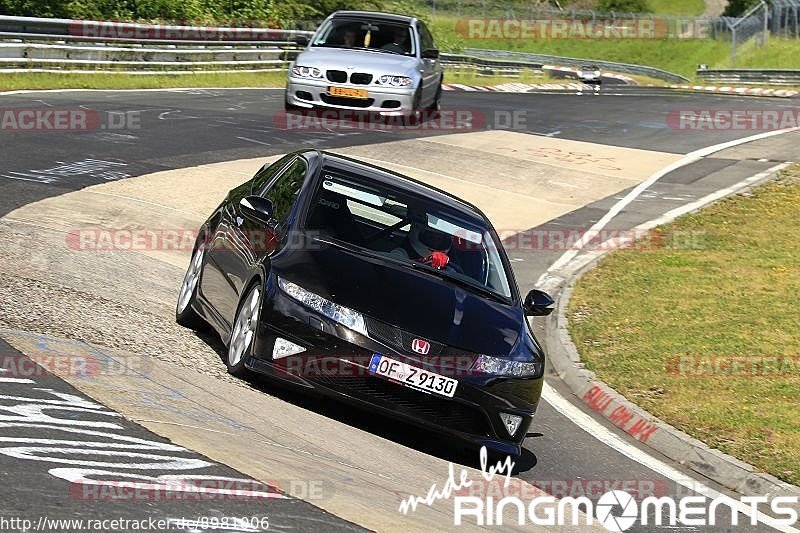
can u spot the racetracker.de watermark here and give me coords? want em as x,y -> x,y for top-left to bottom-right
1,353 -> 150,378
667,355 -> 800,377
68,19 -> 294,40
668,109 -> 800,131
69,477 -> 329,501
274,109 -> 486,131
496,228 -> 707,253
65,227 -> 707,253
454,18 -> 668,39
455,478 -> 670,501
0,109 -> 140,132
272,355 -> 478,378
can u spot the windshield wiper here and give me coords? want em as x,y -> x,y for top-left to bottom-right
373,48 -> 405,56
406,261 -> 507,303
312,43 -> 406,56
317,237 -> 508,302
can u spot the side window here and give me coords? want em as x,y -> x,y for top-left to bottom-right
264,157 -> 307,226
252,154 -> 294,195
418,22 -> 434,51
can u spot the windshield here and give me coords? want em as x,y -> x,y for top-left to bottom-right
305,169 -> 513,299
311,17 -> 415,56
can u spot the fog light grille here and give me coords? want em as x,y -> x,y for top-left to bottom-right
273,337 -> 306,360
499,412 -> 523,437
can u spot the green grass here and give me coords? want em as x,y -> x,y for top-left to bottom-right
568,166 -> 800,486
0,71 -> 286,91
430,14 -> 800,79
715,38 -> 800,70
0,69 -> 557,92
647,0 -> 706,16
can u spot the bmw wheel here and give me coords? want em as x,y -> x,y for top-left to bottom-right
227,283 -> 262,378
406,87 -> 423,125
176,242 -> 205,329
428,83 -> 442,116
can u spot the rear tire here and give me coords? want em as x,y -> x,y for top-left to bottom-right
226,283 -> 262,379
176,242 -> 206,329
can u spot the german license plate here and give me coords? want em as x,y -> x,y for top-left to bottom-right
328,86 -> 368,99
369,354 -> 457,398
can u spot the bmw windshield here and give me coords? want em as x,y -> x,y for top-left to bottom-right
311,17 -> 415,57
304,169 -> 513,300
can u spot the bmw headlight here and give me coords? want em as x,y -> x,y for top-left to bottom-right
291,65 -> 323,79
376,75 -> 412,87
472,355 -> 542,377
278,278 -> 367,335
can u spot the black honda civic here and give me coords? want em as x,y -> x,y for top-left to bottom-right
176,149 -> 554,456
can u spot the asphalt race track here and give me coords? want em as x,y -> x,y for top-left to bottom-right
1,86 -> 799,532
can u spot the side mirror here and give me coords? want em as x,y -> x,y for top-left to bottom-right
524,289 -> 555,316
292,35 -> 309,47
421,48 -> 439,59
239,196 -> 275,225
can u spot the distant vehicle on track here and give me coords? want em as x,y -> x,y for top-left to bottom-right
285,11 -> 443,120
176,150 -> 554,456
576,65 -> 602,85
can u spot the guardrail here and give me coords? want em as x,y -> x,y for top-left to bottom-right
463,48 -> 690,83
697,68 -> 800,85
0,15 -> 660,83
0,42 -> 548,75
0,15 -> 314,44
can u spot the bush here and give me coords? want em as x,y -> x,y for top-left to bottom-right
722,0 -> 759,17
0,0 -> 381,23
597,0 -> 650,13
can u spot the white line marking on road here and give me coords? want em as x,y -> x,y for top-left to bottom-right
540,126 -> 800,278
542,383 -> 800,532
637,162 -> 791,231
236,136 -> 271,146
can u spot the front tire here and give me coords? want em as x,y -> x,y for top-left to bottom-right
176,242 -> 205,329
226,283 -> 262,378
428,83 -> 442,115
406,87 -> 423,126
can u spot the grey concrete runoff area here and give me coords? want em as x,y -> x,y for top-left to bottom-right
1,86 -> 799,532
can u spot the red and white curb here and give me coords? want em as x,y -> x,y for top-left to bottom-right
442,82 -> 600,92
670,84 -> 799,98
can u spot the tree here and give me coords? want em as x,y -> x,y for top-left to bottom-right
597,0 -> 650,13
723,0 -> 759,17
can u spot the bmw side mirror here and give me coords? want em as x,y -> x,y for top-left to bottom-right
524,289 -> 555,316
240,196 -> 275,225
292,35 -> 309,47
422,48 -> 439,59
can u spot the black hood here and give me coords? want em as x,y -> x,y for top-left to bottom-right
273,242 -> 522,357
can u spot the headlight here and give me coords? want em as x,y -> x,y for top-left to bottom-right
472,355 -> 542,377
291,65 -> 323,79
278,278 -> 367,335
376,75 -> 412,87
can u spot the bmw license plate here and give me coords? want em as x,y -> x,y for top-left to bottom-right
369,354 -> 457,398
328,86 -> 368,99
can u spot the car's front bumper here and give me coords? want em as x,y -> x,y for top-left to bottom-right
286,76 -> 416,116
246,285 -> 543,456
